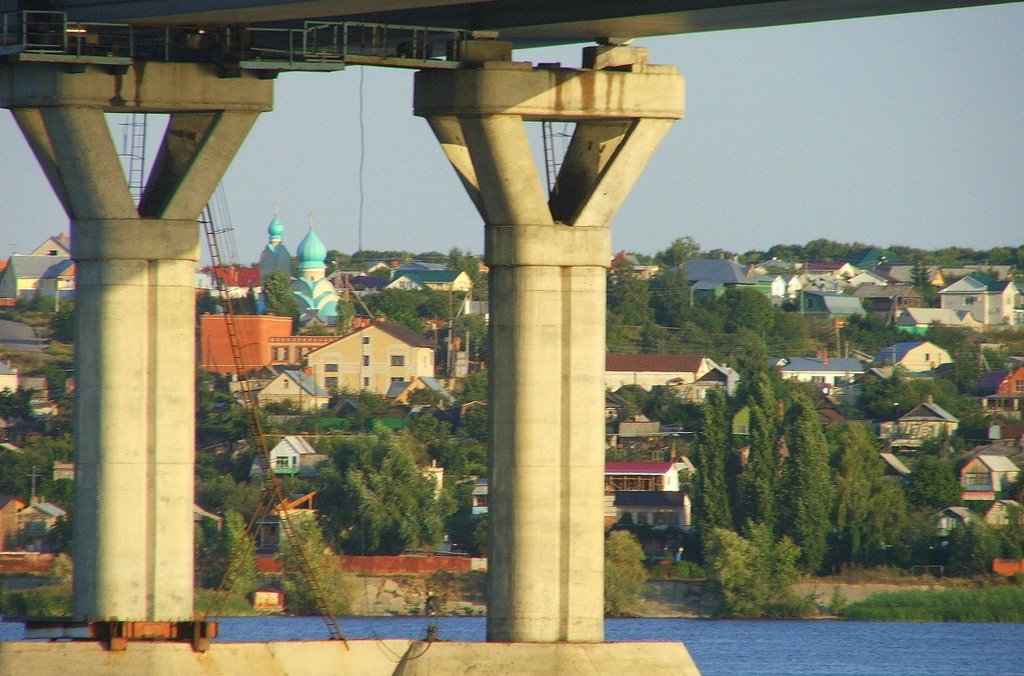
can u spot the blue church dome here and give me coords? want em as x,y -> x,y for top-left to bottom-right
296,227 -> 327,270
267,215 -> 284,241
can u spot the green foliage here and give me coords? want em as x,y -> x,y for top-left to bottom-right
459,369 -> 487,404
0,554 -> 73,618
654,236 -> 702,269
738,371 -> 781,530
276,517 -> 353,615
363,288 -> 443,331
718,287 -> 775,334
262,271 -> 300,324
947,520 -> 1001,577
905,456 -> 960,510
692,389 -> 734,538
604,530 -> 648,616
703,523 -> 807,618
840,586 -> 1024,623
607,266 -> 654,327
780,390 -> 834,574
830,424 -> 908,568
221,511 -> 258,596
316,430 -> 446,554
50,301 -> 74,343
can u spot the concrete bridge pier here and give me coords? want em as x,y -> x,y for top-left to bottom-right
414,44 -> 698,670
0,63 -> 272,622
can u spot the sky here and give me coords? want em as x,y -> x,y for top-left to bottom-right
1,3 -> 1022,265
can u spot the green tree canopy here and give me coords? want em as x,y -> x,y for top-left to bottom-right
605,530 -> 648,617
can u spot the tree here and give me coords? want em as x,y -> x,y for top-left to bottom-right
718,287 -> 775,335
604,530 -> 648,616
738,372 -> 781,530
780,391 -> 834,574
947,520 -> 1000,577
649,267 -> 691,327
317,430 -> 445,554
703,523 -> 804,618
830,424 -> 908,567
221,510 -> 258,596
692,389 -> 734,538
262,271 -> 300,324
654,236 -> 701,269
276,517 -> 353,615
905,456 -> 960,511
607,266 -> 653,327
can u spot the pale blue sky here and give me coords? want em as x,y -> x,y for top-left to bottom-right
2,4 -> 1021,264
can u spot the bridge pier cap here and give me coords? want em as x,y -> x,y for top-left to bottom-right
415,44 -> 683,124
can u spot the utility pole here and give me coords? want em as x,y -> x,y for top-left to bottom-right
27,466 -> 43,503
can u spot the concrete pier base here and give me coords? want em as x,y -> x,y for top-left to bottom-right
0,639 -> 700,675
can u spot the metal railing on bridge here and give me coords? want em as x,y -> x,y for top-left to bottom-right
1,10 -> 467,71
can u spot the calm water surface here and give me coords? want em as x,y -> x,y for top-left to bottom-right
2,616 -> 1022,675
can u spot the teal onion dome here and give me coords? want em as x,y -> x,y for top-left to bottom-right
267,215 -> 284,241
296,227 -> 327,270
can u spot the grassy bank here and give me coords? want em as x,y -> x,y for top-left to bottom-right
839,586 -> 1024,623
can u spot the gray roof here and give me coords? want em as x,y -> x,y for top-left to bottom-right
802,290 -> 865,316
901,401 -> 958,423
683,259 -> 756,285
6,255 -> 73,280
875,341 -> 930,365
974,454 -> 1020,473
283,370 -> 329,398
879,452 -> 911,476
774,357 -> 864,374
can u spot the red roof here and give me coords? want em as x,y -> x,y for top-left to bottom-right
804,261 -> 845,271
256,556 -> 284,574
606,353 -> 705,374
605,461 -> 674,475
209,266 -> 261,287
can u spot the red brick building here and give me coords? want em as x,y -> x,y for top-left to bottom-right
199,314 -> 294,375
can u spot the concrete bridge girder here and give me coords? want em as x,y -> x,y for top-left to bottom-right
414,45 -> 683,644
0,62 -> 272,622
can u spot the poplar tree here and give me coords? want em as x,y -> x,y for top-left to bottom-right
693,388 -> 734,538
739,372 -> 780,531
831,423 -> 908,567
781,391 -> 834,574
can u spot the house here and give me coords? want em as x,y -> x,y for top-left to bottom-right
305,321 -> 436,396
610,250 -> 660,280
202,265 -> 262,299
855,284 -> 923,319
682,259 -> 774,298
895,307 -> 982,335
0,495 -> 26,550
257,490 -> 318,552
771,355 -> 864,393
605,390 -> 629,423
846,269 -> 891,288
959,454 -> 1020,502
798,290 -> 865,317
0,360 -> 17,392
877,396 -> 959,450
605,353 -> 719,391
844,247 -> 896,271
267,335 -> 338,367
616,414 -> 661,439
256,370 -> 330,410
386,269 -> 472,293
875,263 -> 944,286
0,255 -> 75,300
613,491 -> 691,529
935,506 -> 977,537
873,341 -> 952,373
939,273 -> 1024,326
471,478 -> 489,516
249,435 -> 327,479
199,314 -> 295,375
671,364 -> 738,402
984,500 -> 1022,528
18,501 -> 66,551
798,261 -> 860,286
604,461 -> 691,493
29,234 -> 70,258
978,366 -> 1024,420
386,376 -> 453,406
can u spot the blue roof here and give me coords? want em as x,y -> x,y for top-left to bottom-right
875,341 -> 927,365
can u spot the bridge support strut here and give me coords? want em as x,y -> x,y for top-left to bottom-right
415,44 -> 684,643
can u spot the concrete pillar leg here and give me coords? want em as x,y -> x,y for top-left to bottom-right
73,220 -> 199,621
2,63 -> 272,622
415,48 -> 682,644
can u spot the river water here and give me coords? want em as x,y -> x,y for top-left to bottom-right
2,616 -> 1022,675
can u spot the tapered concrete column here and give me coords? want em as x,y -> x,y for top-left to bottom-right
416,46 -> 683,643
1,62 -> 271,621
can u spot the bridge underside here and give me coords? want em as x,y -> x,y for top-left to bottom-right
12,0 -> 1013,47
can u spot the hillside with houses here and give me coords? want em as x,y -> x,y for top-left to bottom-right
1,228 -> 1023,617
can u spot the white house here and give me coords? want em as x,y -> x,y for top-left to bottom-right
249,435 -> 327,478
939,274 -> 1023,326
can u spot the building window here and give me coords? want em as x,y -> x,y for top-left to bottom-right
363,377 -> 370,387
1015,380 -> 1024,394
391,377 -> 403,383
964,296 -> 976,305
391,355 -> 405,367
362,336 -> 371,345
325,363 -> 338,373
325,377 -> 338,389
811,376 -> 825,384
635,512 -> 649,525
363,355 -> 370,367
